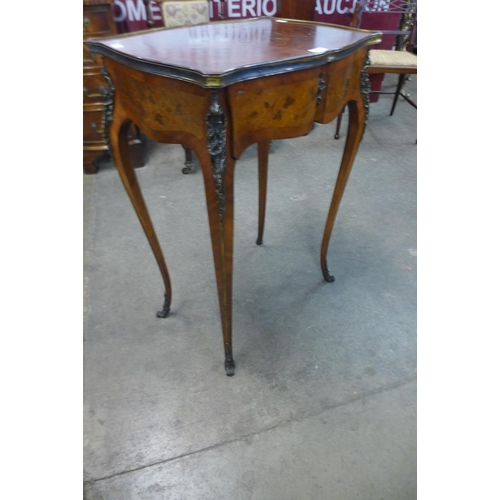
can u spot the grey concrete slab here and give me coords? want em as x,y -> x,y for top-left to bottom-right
84,380 -> 417,500
84,74 -> 416,492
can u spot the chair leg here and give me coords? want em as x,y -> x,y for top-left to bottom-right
390,74 -> 407,116
182,146 -> 195,174
334,107 -> 345,139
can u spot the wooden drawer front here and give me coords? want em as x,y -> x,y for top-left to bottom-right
228,67 -> 320,158
83,73 -> 108,104
83,8 -> 112,35
84,109 -> 106,143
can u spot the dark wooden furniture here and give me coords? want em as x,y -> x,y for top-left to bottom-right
83,0 -> 145,174
87,18 -> 381,375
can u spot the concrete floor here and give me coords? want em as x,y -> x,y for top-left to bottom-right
83,74 -> 417,499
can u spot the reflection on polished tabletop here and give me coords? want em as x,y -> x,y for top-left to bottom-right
88,18 -> 381,376
91,17 -> 380,85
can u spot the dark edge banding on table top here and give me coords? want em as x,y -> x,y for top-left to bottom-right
87,17 -> 382,88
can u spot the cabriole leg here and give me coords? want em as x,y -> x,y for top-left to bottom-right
199,91 -> 236,376
320,98 -> 366,282
110,117 -> 173,317
182,146 -> 195,174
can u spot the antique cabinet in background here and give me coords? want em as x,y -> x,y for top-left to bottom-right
83,0 -> 145,174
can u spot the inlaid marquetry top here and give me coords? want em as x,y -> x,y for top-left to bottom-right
87,17 -> 381,87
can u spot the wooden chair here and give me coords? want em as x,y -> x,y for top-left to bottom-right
335,0 -> 417,139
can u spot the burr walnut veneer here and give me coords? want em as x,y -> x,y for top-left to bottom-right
87,17 -> 381,375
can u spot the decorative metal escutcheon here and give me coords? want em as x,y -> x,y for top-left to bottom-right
83,17 -> 91,32
316,72 -> 326,107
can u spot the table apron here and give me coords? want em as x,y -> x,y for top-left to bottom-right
104,49 -> 368,159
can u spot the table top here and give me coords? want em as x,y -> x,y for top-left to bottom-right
87,17 -> 381,88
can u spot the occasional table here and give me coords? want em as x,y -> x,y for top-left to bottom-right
87,17 -> 381,375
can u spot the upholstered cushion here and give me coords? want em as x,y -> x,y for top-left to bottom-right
369,49 -> 417,71
160,1 -> 210,28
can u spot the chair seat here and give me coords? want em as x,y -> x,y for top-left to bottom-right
368,49 -> 417,74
